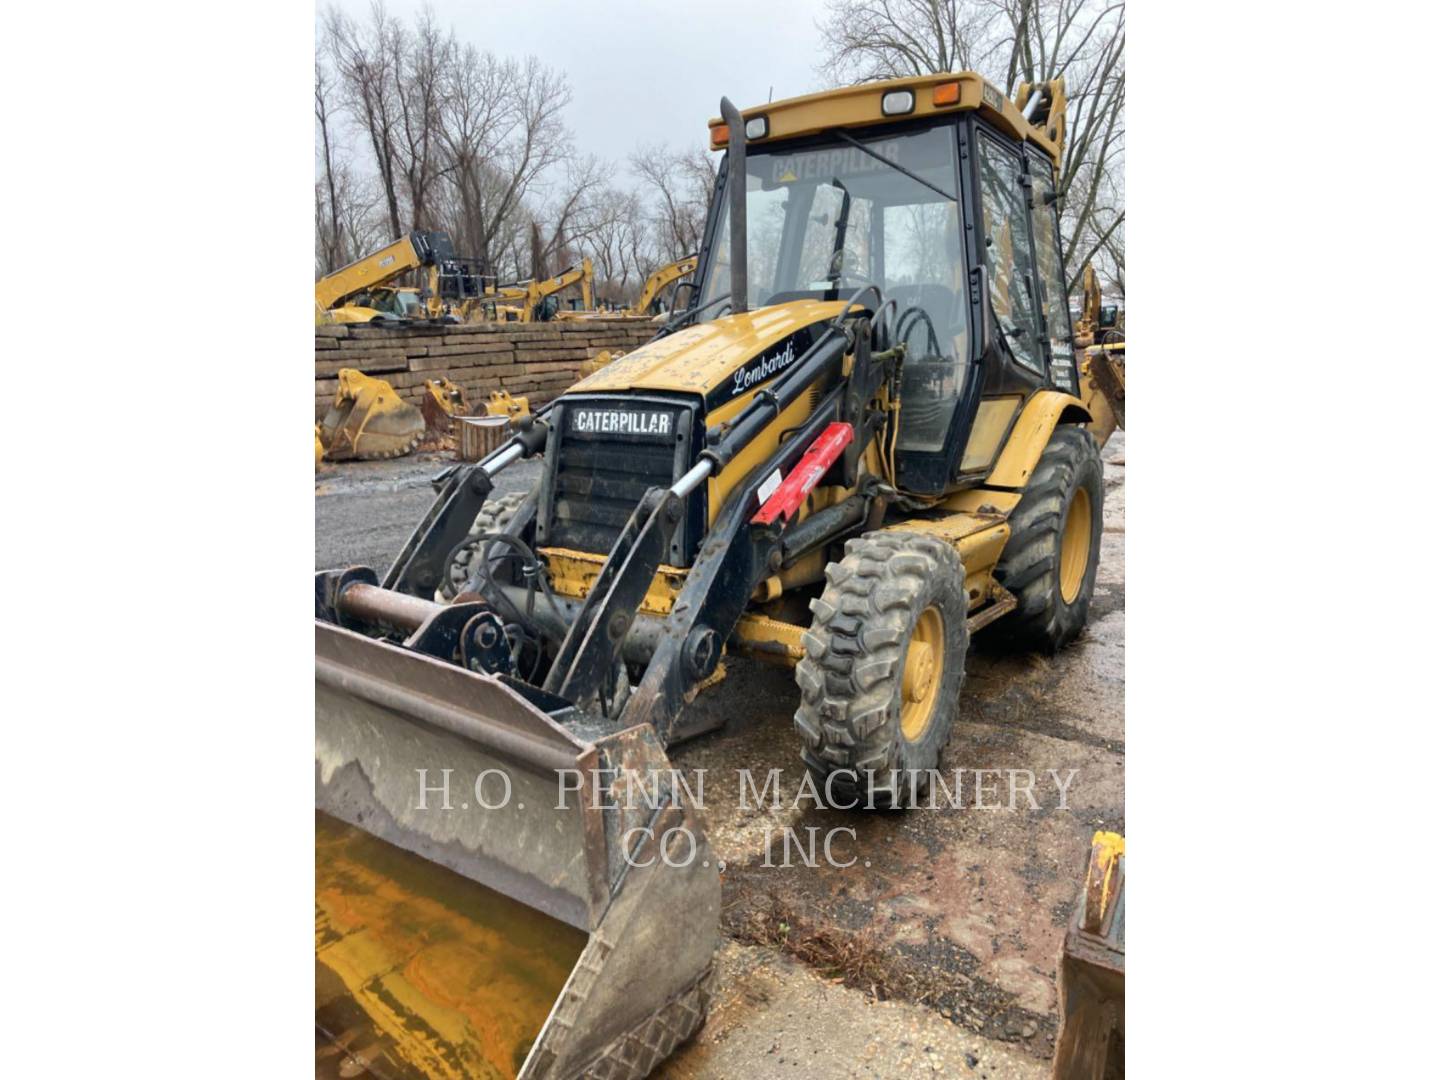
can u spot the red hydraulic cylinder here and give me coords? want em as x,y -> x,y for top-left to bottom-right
751,421 -> 854,527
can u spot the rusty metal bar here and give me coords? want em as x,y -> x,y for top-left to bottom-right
337,581 -> 442,632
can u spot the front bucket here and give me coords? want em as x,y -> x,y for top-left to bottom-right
315,621 -> 719,1079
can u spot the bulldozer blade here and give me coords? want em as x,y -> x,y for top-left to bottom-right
320,369 -> 425,461
315,619 -> 719,1079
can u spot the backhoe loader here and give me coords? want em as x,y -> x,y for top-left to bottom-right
315,71 -> 1121,1078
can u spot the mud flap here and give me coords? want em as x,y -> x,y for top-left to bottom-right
315,621 -> 719,1079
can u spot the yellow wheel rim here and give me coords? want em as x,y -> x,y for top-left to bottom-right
1059,486 -> 1092,604
900,606 -> 945,742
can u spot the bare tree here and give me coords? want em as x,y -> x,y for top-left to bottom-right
816,0 -> 1124,290
435,46 -> 574,276
325,1 -> 406,237
315,59 -> 345,272
318,1 -> 698,301
630,143 -> 717,261
390,6 -> 453,230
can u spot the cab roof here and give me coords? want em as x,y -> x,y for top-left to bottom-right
708,72 -> 1062,167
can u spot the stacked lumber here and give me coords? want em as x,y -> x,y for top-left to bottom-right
315,319 -> 660,419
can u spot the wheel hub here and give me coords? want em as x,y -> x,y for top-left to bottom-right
1059,486 -> 1093,604
900,606 -> 945,741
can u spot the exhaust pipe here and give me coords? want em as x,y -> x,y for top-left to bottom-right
719,96 -> 747,314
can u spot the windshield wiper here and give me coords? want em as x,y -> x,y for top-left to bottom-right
831,129 -> 957,202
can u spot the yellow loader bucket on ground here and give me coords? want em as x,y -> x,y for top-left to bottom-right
321,370 -> 425,461
315,618 -> 720,1079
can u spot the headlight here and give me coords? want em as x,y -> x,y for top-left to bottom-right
881,89 -> 915,116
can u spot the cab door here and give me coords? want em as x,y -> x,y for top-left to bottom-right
1024,147 -> 1080,395
974,129 -> 1049,386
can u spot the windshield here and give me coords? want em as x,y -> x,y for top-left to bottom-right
700,125 -> 969,454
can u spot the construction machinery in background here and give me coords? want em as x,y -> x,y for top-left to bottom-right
1074,265 -> 1124,348
626,254 -> 699,317
1073,264 -> 1125,429
316,71 -> 1123,1077
1052,832 -> 1125,1079
316,231 -> 483,325
317,369 -> 425,461
550,255 -> 700,323
465,258 -> 596,323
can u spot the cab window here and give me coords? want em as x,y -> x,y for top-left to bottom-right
977,134 -> 1044,374
1026,151 -> 1077,391
700,126 -> 966,453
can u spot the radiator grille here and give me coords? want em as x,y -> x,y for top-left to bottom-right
541,397 -> 700,565
550,440 -> 679,546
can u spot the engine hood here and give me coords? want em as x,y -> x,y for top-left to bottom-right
569,300 -> 847,417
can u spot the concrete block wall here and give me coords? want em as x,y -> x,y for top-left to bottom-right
315,319 -> 661,419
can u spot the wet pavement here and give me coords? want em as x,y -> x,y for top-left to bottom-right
314,432 -> 1125,1078
314,452 -> 545,574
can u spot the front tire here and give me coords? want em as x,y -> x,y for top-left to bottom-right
436,489 -> 531,602
991,425 -> 1103,652
794,532 -> 969,808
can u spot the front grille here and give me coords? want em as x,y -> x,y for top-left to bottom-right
538,395 -> 702,566
552,440 -> 678,540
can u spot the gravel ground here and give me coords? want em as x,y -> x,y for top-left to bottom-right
314,451 -> 545,574
314,431 -> 1125,1078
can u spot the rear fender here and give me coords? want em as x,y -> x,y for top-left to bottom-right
983,389 -> 1091,489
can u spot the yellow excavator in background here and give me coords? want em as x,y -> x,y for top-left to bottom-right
316,231 -> 482,325
316,72 -> 1125,1078
464,258 -> 596,323
552,255 -> 700,322
1073,264 -> 1125,429
626,254 -> 699,317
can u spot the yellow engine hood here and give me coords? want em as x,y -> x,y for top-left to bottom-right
570,300 -> 847,411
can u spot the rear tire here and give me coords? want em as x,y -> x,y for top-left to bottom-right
436,489 -> 531,602
793,532 -> 969,808
991,425 -> 1103,652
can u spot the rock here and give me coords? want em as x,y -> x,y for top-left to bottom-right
964,1051 -> 980,1069
1021,1022 -> 1038,1038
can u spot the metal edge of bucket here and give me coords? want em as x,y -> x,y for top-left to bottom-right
518,725 -> 721,1079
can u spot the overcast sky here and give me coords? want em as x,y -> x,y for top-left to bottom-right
324,0 -> 831,167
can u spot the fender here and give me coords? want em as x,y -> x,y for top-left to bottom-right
984,389 -> 1091,489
